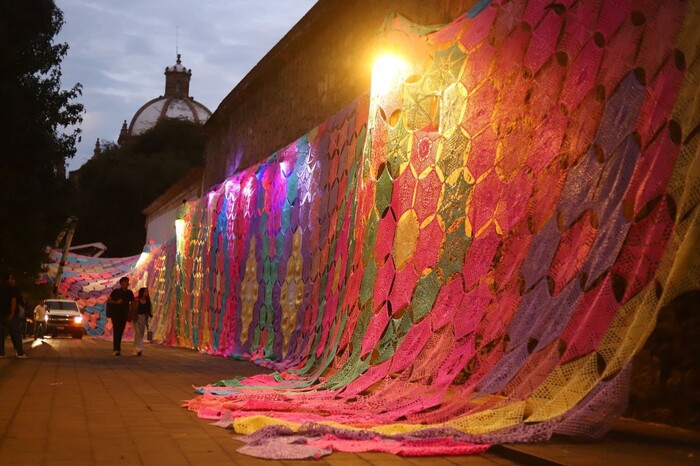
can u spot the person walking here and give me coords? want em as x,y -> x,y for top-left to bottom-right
132,287 -> 152,356
17,291 -> 28,339
33,300 -> 49,340
106,277 -> 134,356
0,272 -> 28,358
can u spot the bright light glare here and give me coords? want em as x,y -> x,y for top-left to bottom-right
175,219 -> 185,240
279,159 -> 290,177
242,178 -> 255,198
136,251 -> 149,268
371,53 -> 409,96
207,191 -> 218,208
74,316 -> 83,324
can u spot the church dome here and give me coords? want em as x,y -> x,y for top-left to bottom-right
128,96 -> 212,136
119,54 -> 212,143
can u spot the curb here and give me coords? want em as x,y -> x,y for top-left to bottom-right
611,418 -> 700,446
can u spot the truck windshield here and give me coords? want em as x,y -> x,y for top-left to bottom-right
46,301 -> 80,311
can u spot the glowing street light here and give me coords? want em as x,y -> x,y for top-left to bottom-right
371,53 -> 409,97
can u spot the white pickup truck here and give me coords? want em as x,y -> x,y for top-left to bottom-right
44,299 -> 85,339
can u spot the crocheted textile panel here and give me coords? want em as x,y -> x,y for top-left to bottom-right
46,251 -> 141,338
51,0 -> 699,458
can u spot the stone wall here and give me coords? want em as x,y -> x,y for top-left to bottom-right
202,0 -> 478,190
628,290 -> 700,430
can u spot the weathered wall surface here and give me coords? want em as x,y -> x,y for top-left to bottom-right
202,0 -> 477,190
629,291 -> 700,430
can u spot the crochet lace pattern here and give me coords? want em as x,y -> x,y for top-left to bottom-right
50,0 -> 700,458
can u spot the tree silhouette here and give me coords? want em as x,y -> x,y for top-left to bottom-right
71,119 -> 204,257
0,0 -> 84,278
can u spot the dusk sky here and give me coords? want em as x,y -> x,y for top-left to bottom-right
55,0 -> 317,172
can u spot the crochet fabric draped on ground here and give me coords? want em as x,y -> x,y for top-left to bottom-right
50,0 -> 700,459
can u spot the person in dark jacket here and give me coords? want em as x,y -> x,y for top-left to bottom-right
106,276 -> 134,356
0,272 -> 27,358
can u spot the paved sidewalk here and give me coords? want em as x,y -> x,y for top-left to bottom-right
1,337 -> 698,466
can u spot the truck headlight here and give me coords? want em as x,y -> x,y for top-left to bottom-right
74,316 -> 83,324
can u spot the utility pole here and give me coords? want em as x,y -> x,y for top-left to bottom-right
52,216 -> 79,297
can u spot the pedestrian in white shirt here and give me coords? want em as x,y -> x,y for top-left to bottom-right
33,300 -> 48,340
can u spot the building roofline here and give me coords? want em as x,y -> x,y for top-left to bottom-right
142,166 -> 204,217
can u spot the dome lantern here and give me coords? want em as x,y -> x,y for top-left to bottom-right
164,53 -> 192,99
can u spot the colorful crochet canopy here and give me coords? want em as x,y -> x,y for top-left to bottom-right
51,0 -> 700,459
46,251 -> 141,337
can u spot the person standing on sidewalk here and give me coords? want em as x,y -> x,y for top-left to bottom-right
16,291 -> 28,339
106,277 -> 134,356
0,272 -> 28,358
132,287 -> 152,356
33,300 -> 49,340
